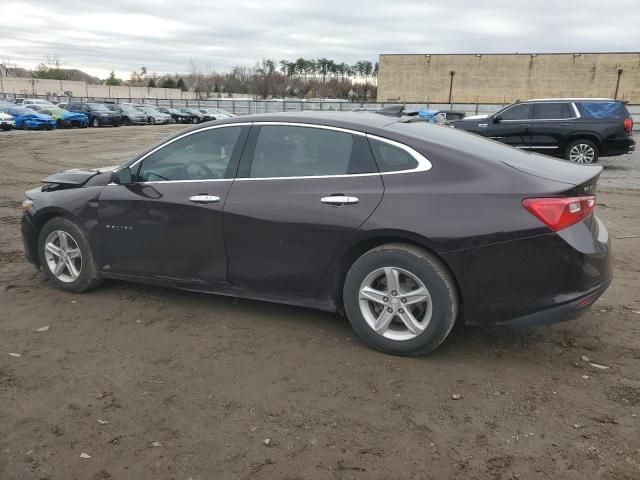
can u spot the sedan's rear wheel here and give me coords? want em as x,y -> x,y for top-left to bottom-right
566,139 -> 598,163
38,217 -> 102,293
91,117 -> 100,128
343,244 -> 458,356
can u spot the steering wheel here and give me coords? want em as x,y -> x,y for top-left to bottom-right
182,161 -> 220,180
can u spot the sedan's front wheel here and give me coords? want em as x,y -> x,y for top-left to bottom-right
38,217 -> 102,293
343,244 -> 458,356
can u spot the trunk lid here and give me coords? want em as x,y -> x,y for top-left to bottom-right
501,153 -> 602,195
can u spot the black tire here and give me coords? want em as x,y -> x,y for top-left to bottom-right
343,243 -> 458,356
37,217 -> 102,293
56,119 -> 64,129
565,139 -> 599,163
91,117 -> 100,128
191,117 -> 198,124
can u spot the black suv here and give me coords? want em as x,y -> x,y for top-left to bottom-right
66,103 -> 121,128
451,98 -> 635,163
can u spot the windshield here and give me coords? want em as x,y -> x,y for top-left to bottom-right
121,105 -> 139,113
44,107 -> 65,115
87,103 -> 110,111
142,107 -> 161,113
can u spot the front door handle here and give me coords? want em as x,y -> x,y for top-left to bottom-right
189,194 -> 220,204
321,195 -> 360,206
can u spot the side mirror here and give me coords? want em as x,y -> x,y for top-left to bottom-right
111,168 -> 133,185
493,116 -> 502,124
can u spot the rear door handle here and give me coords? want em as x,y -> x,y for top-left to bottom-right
189,195 -> 220,204
321,195 -> 359,206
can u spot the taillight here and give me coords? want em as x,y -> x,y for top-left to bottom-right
623,117 -> 633,134
522,196 -> 596,232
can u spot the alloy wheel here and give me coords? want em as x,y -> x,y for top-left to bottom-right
44,230 -> 82,283
569,143 -> 595,163
358,266 -> 433,341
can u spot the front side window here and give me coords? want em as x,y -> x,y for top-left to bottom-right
249,125 -> 369,178
136,127 -> 242,182
499,103 -> 532,121
533,102 -> 573,120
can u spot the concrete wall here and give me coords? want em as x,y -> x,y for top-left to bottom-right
0,77 -> 196,99
377,53 -> 640,103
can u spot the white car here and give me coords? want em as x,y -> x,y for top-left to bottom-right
16,98 -> 55,108
0,111 -> 16,131
138,107 -> 172,125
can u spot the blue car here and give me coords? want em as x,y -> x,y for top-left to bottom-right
30,105 -> 89,128
0,106 -> 57,130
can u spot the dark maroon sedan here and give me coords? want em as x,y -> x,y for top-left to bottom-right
20,112 -> 611,355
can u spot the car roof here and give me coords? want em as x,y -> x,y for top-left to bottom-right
219,111 -> 399,131
525,97 -> 616,102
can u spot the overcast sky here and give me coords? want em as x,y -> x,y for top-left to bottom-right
1,0 -> 639,79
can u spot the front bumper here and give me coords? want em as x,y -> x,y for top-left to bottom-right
24,120 -> 56,129
21,213 -> 38,266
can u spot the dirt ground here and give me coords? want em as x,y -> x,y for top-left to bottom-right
1,125 -> 639,480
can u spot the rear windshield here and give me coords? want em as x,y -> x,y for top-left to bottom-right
576,101 -> 628,119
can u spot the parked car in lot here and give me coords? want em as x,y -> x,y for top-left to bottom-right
0,110 -> 16,130
66,103 -> 121,127
376,104 -> 466,122
451,98 -> 635,163
0,106 -> 56,130
105,104 -> 148,125
20,112 -> 611,356
17,98 -> 56,109
179,108 -> 205,123
198,108 -> 229,120
137,106 -> 172,125
29,105 -> 89,128
156,107 -> 190,124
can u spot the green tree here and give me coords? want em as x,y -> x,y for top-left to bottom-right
34,56 -> 64,80
147,77 -> 157,88
105,70 -> 122,86
176,77 -> 187,91
159,77 -> 177,88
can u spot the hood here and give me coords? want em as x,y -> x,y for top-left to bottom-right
0,112 -> 13,121
61,111 -> 88,120
21,112 -> 53,121
41,165 -> 117,187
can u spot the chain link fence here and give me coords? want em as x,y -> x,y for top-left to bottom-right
2,92 -> 639,128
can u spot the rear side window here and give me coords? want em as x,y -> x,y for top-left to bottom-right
369,139 -> 418,173
249,125 -> 376,178
533,102 -> 574,120
576,102 -> 628,119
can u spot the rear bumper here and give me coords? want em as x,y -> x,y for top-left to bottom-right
501,280 -> 610,326
601,135 -> 635,157
442,215 -> 611,326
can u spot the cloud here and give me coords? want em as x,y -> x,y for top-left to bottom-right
0,0 -> 638,79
